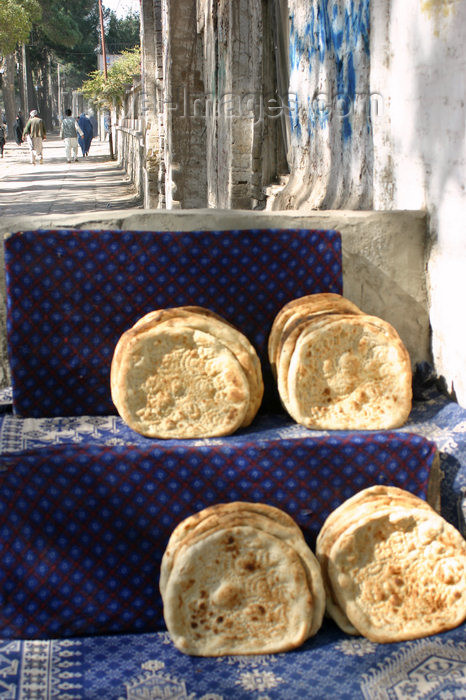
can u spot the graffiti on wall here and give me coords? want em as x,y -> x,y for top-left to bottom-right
288,0 -> 370,142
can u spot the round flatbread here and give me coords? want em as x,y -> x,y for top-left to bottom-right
133,308 -> 263,410
146,316 -> 262,428
268,293 -> 362,376
160,501 -> 302,596
286,314 -> 412,430
317,486 -> 433,552
113,306 -> 263,428
163,525 -> 314,655
316,487 -> 434,634
160,506 -> 325,638
328,507 -> 466,642
113,325 -> 250,438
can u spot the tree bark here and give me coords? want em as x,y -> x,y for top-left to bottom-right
2,54 -> 18,136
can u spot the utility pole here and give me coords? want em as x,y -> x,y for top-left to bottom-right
57,63 -> 62,119
98,0 -> 114,159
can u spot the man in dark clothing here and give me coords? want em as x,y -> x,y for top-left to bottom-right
13,113 -> 24,145
0,123 -> 6,157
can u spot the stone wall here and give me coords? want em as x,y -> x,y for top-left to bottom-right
273,0 -> 373,210
137,0 -> 288,209
273,0 -> 465,404
116,124 -> 145,200
140,0 -> 166,208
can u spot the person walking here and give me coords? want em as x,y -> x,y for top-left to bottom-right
60,109 -> 84,163
0,122 -> 6,158
77,113 -> 94,157
13,113 -> 24,145
23,109 -> 46,165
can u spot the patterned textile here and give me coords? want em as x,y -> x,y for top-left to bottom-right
4,228 -> 342,417
0,427 -> 436,639
0,622 -> 464,699
1,384 -> 464,531
1,379 -> 465,641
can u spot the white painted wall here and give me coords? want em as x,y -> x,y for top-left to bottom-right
371,0 -> 466,404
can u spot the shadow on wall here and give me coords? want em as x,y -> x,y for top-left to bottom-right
342,251 -> 432,371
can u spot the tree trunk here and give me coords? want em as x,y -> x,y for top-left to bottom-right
45,53 -> 54,131
2,54 -> 18,136
20,44 -> 35,115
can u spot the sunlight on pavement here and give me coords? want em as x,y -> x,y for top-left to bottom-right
0,135 -> 142,217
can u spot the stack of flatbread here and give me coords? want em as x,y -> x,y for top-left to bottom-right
111,306 -> 263,438
268,293 -> 412,430
316,485 -> 466,643
160,502 -> 325,655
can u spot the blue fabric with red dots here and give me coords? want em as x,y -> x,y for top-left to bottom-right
4,228 -> 342,417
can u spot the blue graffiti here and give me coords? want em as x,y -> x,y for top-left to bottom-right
288,0 -> 370,141
289,94 -> 302,139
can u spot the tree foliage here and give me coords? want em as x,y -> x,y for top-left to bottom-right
79,46 -> 141,109
34,0 -> 101,78
0,0 -> 41,55
105,11 -> 140,54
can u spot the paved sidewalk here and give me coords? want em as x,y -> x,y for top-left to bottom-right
0,134 -> 142,217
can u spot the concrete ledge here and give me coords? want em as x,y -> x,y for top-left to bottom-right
0,209 -> 429,387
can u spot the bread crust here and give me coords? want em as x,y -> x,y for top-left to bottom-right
163,525 -> 315,655
113,325 -> 250,438
316,487 -> 435,634
286,314 -> 412,430
328,507 -> 466,643
161,503 -> 325,639
268,293 -> 362,376
111,306 -> 264,437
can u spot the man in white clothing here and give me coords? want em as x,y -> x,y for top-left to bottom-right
60,109 -> 84,162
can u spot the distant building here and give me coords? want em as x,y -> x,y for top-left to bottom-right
97,54 -> 120,72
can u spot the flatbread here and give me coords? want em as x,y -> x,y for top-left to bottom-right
316,487 -> 435,634
317,486 -> 434,547
286,314 -> 412,429
160,506 -> 325,638
112,307 -> 263,428
328,507 -> 466,642
112,325 -> 250,438
160,501 -> 302,596
133,308 -> 263,410
132,305 -> 235,330
163,525 -> 314,655
274,312 -> 353,411
268,294 -> 362,376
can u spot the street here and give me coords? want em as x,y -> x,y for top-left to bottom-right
0,133 -> 142,217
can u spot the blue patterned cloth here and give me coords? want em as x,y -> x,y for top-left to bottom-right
1,384 -> 465,640
0,621 -> 464,699
1,228 -> 465,694
4,228 -> 342,417
0,384 -> 464,532
0,422 -> 436,639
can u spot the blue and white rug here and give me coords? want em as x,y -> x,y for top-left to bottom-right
1,622 -> 465,699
